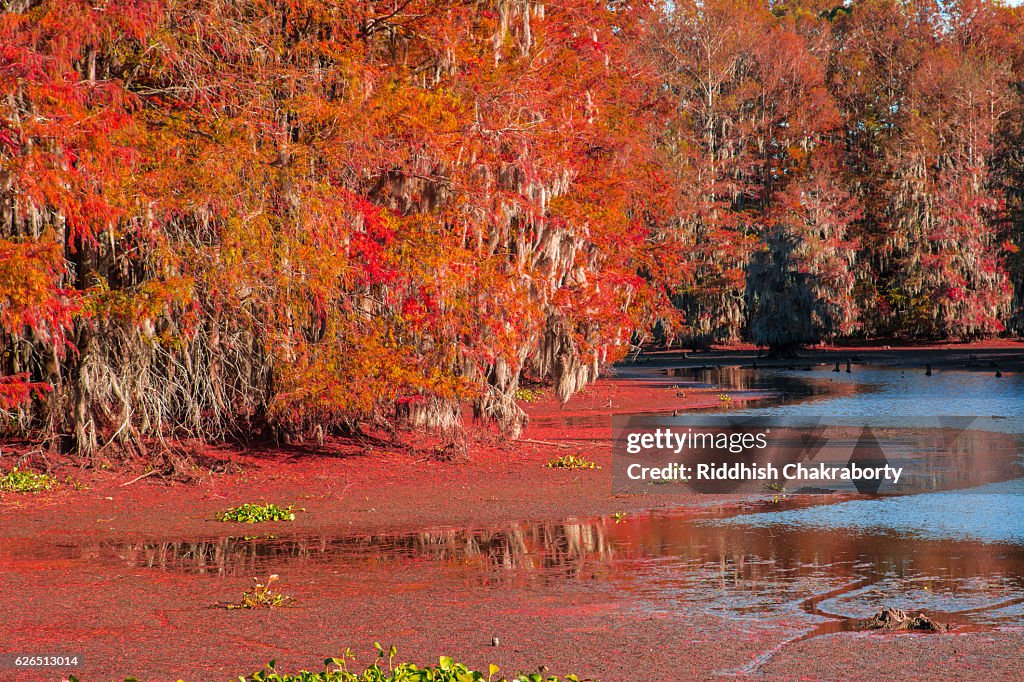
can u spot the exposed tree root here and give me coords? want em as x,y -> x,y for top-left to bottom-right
861,607 -> 950,632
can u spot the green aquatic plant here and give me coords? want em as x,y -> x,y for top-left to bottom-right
0,467 -> 56,493
63,475 -> 88,490
237,646 -> 584,681
545,454 -> 599,469
514,387 -> 544,402
65,647 -> 584,682
763,481 -> 786,504
228,574 -> 294,609
218,503 -> 296,523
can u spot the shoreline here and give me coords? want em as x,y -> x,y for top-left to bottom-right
1,344 -> 1020,538
629,338 -> 1024,372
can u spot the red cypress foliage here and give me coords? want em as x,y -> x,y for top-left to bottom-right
1,0 -> 1022,455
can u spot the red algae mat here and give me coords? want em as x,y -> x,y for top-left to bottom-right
3,352 -> 1024,681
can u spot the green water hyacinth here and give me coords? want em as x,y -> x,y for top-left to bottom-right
237,647 -> 585,682
0,467 -> 56,493
545,454 -> 599,469
218,503 -> 296,523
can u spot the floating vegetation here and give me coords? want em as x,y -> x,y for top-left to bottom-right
0,468 -> 56,493
514,387 -> 544,402
545,454 -> 599,469
218,503 -> 296,523
227,574 -> 294,609
236,646 -> 585,682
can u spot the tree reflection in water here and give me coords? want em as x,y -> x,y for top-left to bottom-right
92,505 -> 1024,627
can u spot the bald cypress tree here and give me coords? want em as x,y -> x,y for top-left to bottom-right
745,228 -> 821,356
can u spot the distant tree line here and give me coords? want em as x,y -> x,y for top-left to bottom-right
657,0 -> 1024,352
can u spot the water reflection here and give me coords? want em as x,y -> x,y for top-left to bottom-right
103,520 -> 613,583
726,478 -> 1024,544
653,364 -> 1024,426
529,366 -> 854,428
92,503 -> 1024,630
611,506 -> 1024,625
666,365 -> 834,399
734,366 -> 1024,424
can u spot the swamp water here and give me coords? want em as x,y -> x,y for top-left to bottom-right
22,366 -> 1024,673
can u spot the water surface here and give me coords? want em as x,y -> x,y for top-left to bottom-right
13,364 -> 1024,674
